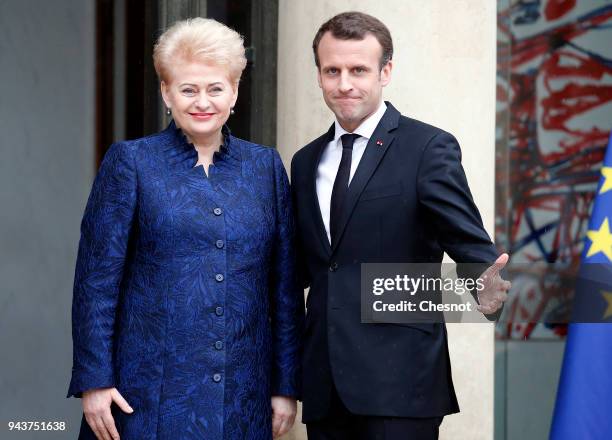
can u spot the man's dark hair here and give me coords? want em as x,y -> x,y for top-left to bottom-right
312,11 -> 393,70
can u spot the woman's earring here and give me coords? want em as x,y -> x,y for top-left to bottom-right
230,108 -> 235,115
166,108 -> 171,116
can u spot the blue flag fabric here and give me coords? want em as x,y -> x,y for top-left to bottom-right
550,134 -> 612,439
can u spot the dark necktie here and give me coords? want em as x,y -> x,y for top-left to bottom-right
330,133 -> 359,246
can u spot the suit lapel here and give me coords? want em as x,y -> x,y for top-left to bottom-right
331,103 -> 401,253
307,124 -> 334,257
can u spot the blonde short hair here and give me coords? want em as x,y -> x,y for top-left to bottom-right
153,18 -> 247,85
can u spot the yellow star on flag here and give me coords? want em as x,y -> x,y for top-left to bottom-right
586,217 -> 612,262
600,167 -> 612,195
602,291 -> 612,320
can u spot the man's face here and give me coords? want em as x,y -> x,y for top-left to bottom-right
317,32 -> 392,132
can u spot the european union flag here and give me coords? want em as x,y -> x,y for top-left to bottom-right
550,133 -> 612,439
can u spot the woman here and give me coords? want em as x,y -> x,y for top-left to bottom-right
68,18 -> 302,440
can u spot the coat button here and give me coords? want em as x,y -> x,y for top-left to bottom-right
215,239 -> 224,249
213,207 -> 223,216
213,373 -> 222,382
329,262 -> 338,272
215,341 -> 223,350
215,273 -> 224,282
215,306 -> 224,316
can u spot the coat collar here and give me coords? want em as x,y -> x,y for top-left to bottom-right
161,120 -> 240,171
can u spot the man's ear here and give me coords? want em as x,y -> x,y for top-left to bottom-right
317,69 -> 322,89
380,60 -> 393,87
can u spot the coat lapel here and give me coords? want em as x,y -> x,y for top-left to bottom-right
308,124 -> 335,257
331,103 -> 401,253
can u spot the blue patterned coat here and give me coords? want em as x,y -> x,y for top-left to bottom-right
68,122 -> 303,439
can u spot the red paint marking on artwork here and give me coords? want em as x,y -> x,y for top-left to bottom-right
544,0 -> 577,21
538,50 -> 612,163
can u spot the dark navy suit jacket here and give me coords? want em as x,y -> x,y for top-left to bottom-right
290,102 -> 498,422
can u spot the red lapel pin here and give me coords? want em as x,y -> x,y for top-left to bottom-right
376,140 -> 384,146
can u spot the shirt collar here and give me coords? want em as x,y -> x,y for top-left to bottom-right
333,100 -> 387,144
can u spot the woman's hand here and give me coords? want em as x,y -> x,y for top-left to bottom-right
271,396 -> 297,438
82,387 -> 133,440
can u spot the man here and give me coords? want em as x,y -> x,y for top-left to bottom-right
290,11 -> 511,440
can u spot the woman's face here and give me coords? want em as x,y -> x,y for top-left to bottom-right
161,59 -> 238,143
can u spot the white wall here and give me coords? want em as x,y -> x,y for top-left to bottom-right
277,1 -> 497,439
0,0 -> 95,437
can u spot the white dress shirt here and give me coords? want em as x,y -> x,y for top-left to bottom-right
316,101 -> 388,244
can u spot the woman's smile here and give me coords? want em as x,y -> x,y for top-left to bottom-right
189,112 -> 215,120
